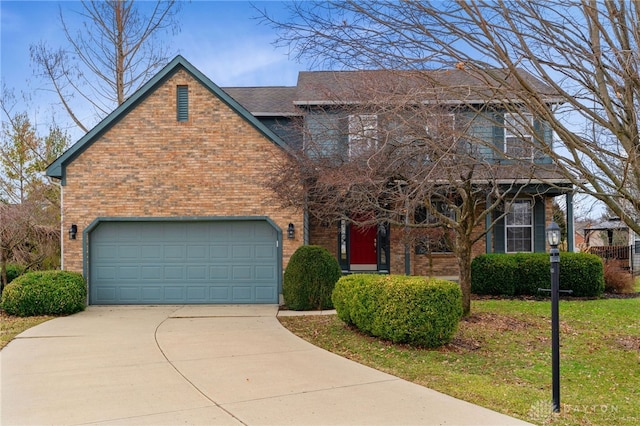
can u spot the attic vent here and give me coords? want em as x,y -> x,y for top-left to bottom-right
177,85 -> 188,122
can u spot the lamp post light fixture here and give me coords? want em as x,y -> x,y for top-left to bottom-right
546,220 -> 561,413
287,223 -> 295,239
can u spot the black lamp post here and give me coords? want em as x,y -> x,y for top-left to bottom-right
546,221 -> 562,413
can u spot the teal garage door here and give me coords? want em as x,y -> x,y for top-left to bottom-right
89,220 -> 279,304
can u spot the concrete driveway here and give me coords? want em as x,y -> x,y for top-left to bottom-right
1,305 -> 532,425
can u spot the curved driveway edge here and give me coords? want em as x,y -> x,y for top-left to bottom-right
1,306 -> 532,425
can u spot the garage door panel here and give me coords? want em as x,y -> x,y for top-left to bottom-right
187,245 -> 208,259
187,265 -> 207,280
210,265 -> 229,280
164,245 -> 186,261
96,287 -> 117,302
210,245 -> 229,259
232,286 -> 252,301
232,245 -> 253,259
232,265 -> 252,280
255,244 -> 275,259
118,287 -> 140,302
209,288 -> 228,302
117,266 -> 140,280
187,286 -> 207,302
140,245 -> 162,260
256,265 -> 276,280
255,286 -> 276,302
164,265 -> 185,280
141,287 -> 163,301
141,265 -> 162,280
90,220 -> 279,304
96,266 -> 117,281
164,286 -> 185,301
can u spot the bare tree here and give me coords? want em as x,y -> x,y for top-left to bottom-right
261,0 -> 640,236
265,71 -> 557,315
0,91 -> 68,289
30,0 -> 181,132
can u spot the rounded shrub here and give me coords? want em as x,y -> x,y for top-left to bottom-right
332,274 -> 463,348
283,245 -> 342,310
1,270 -> 86,317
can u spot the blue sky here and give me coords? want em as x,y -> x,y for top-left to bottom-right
1,1 -> 306,139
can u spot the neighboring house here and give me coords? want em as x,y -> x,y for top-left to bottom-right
47,56 -> 575,305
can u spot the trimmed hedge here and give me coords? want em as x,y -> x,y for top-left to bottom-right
283,245 -> 342,310
0,270 -> 86,316
332,274 -> 463,348
471,252 -> 604,297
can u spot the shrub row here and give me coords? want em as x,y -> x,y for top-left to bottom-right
283,245 -> 342,310
1,270 -> 86,317
471,252 -> 605,297
332,274 -> 463,348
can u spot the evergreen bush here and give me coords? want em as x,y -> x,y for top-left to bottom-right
470,254 -> 516,295
283,245 -> 342,310
332,274 -> 462,348
6,263 -> 25,284
1,270 -> 86,316
471,252 -> 604,297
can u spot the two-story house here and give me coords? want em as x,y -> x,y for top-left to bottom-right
47,56 -> 574,305
228,68 -> 575,278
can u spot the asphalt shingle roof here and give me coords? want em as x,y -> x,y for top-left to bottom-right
222,86 -> 300,116
294,68 -> 560,105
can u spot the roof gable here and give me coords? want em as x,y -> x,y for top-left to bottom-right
46,55 -> 290,182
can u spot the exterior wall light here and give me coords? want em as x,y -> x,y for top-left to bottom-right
287,223 -> 295,239
69,224 -> 78,240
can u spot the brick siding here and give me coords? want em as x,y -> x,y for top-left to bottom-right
62,69 -> 302,274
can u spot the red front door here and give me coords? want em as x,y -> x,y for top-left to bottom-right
349,223 -> 377,267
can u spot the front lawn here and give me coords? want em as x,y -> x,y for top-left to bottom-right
279,298 -> 639,425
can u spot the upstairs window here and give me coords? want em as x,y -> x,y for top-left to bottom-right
504,113 -> 534,160
348,114 -> 378,158
505,199 -> 533,252
177,85 -> 188,122
425,113 -> 456,141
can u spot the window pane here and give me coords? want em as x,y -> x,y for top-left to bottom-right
507,227 -> 532,252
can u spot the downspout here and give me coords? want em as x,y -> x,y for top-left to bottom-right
47,175 -> 64,270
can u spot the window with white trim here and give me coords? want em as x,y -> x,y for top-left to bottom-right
504,113 -> 534,160
506,199 -> 533,252
348,114 -> 378,157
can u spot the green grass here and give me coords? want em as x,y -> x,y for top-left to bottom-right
0,312 -> 53,350
279,298 -> 639,425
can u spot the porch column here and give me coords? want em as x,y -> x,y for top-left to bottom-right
566,192 -> 575,252
485,193 -> 492,253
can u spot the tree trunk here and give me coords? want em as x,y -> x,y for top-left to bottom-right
456,239 -> 473,317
